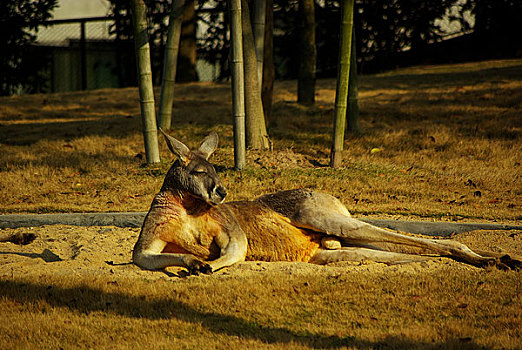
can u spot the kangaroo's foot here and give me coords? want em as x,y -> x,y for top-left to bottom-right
187,259 -> 213,275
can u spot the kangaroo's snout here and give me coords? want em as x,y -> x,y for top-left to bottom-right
208,185 -> 227,205
215,186 -> 227,201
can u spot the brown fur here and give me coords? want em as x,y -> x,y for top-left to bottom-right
226,201 -> 322,262
139,190 -> 223,260
142,194 -> 321,263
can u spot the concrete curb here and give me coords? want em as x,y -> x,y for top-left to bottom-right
0,212 -> 146,229
1,212 -> 520,237
360,219 -> 522,237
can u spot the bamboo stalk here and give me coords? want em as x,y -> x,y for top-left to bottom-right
131,0 -> 160,164
229,0 -> 246,170
347,29 -> 359,133
158,0 -> 186,131
330,0 -> 354,168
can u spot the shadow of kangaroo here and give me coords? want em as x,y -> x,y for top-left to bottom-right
133,131 -> 521,274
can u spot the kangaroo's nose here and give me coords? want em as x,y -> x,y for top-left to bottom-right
215,186 -> 227,199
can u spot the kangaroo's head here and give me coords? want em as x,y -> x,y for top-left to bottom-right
160,130 -> 227,205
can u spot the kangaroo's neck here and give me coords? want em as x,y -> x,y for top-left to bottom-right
154,189 -> 212,216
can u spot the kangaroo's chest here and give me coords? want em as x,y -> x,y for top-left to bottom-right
144,192 -> 222,259
158,212 -> 221,259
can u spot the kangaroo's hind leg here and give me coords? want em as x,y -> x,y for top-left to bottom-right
290,192 -> 497,268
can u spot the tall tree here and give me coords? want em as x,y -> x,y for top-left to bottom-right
261,0 -> 275,121
330,0 -> 354,168
131,0 -> 161,164
242,0 -> 270,150
158,0 -> 186,131
229,0 -> 246,169
253,0 -> 266,89
0,0 -> 58,95
177,0 -> 198,81
297,0 -> 316,105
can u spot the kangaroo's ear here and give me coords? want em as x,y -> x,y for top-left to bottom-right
197,131 -> 218,160
160,129 -> 191,164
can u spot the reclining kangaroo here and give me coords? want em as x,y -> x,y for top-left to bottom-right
133,131 -> 520,274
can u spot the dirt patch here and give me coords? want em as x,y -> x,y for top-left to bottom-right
1,225 -> 520,280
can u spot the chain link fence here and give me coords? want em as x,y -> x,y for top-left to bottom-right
33,14 -> 220,94
34,17 -> 133,93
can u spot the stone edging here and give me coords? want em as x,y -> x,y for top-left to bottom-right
1,212 -> 520,237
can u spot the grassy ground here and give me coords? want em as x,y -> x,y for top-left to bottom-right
0,59 -> 520,222
0,59 -> 521,349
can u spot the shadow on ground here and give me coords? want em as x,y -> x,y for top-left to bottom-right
0,279 -> 490,349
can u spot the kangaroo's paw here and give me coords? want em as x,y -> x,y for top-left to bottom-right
188,259 -> 213,276
497,255 -> 522,271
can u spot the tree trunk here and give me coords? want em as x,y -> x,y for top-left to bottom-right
177,0 -> 197,82
131,0 -> 160,164
330,0 -> 354,168
346,28 -> 359,133
158,0 -> 185,131
253,0 -> 266,89
297,0 -> 316,105
229,0 -> 246,169
242,0 -> 270,150
262,0 -> 274,122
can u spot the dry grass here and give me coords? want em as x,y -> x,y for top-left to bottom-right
2,265 -> 521,350
0,59 -> 521,222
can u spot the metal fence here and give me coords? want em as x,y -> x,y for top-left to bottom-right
34,17 -> 135,93
34,13 -> 221,94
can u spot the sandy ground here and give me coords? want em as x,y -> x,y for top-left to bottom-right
1,225 -> 521,281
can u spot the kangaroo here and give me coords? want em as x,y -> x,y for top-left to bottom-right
132,131 -> 521,274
